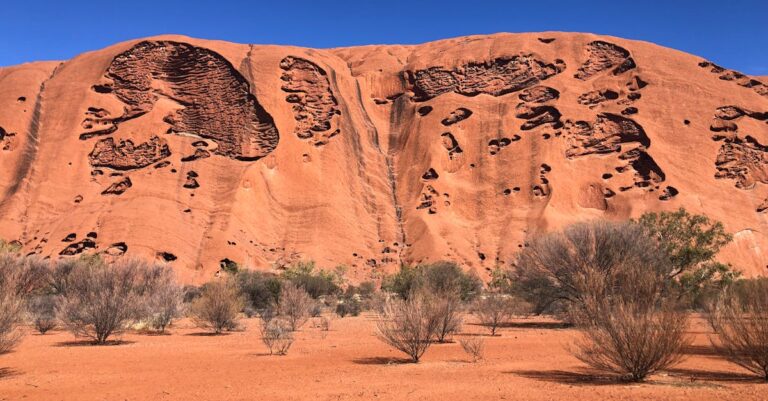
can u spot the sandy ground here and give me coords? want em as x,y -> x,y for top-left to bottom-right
0,314 -> 765,401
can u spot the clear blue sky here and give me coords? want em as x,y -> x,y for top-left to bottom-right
2,0 -> 767,75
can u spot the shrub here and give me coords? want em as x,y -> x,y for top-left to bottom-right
278,283 -> 313,331
282,261 -> 341,299
56,258 -> 160,344
182,285 -> 202,303
335,298 -> 362,318
375,293 -> 439,362
0,254 -> 50,297
572,296 -> 689,382
144,268 -> 183,333
27,294 -> 58,334
0,289 -> 23,354
261,318 -> 294,355
512,221 -> 669,315
708,278 -> 768,380
318,315 -> 331,331
430,290 -> 463,343
459,337 -> 485,362
382,261 -> 482,301
189,279 -> 244,334
236,270 -> 281,312
472,293 -> 520,335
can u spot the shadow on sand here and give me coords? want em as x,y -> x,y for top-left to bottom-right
508,369 -> 624,386
352,356 -> 414,365
54,339 -> 135,347
667,368 -> 763,383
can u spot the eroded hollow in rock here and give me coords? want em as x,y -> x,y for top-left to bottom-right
408,54 -> 563,101
280,56 -> 340,146
90,40 -> 279,160
575,41 -> 636,80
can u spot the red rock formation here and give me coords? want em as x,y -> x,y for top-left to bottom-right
0,33 -> 766,282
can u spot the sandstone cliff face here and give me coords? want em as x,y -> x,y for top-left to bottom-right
0,33 -> 765,282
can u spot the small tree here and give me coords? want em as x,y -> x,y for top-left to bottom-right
27,294 -> 58,334
709,278 -> 768,380
189,279 -> 244,334
375,293 -> 439,362
278,283 -> 313,331
473,294 -> 519,335
56,258 -> 156,344
261,318 -> 295,355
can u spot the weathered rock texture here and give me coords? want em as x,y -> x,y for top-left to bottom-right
0,33 -> 766,282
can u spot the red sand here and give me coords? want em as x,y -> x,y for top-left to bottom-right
0,315 -> 764,400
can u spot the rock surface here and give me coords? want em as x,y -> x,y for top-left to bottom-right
0,32 -> 766,282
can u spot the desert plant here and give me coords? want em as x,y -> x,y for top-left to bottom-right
430,290 -> 463,343
261,318 -> 295,355
279,283 -> 313,331
144,269 -> 183,333
382,261 -> 482,301
473,294 -> 520,335
236,270 -> 281,312
0,289 -> 24,354
375,293 -> 439,362
56,258 -> 158,344
27,294 -> 58,334
512,221 -> 670,315
335,297 -> 362,317
317,315 -> 332,331
637,208 -> 738,305
571,296 -> 689,382
459,337 -> 485,362
282,261 -> 341,299
189,279 -> 244,334
708,278 -> 768,380
0,253 -> 50,297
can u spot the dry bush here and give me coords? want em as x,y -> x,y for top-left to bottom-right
459,337 -> 485,362
709,279 -> 768,380
375,293 -> 439,362
572,297 -> 689,382
0,254 -> 50,297
0,290 -> 24,354
189,279 -> 244,334
512,221 -> 668,315
27,295 -> 57,334
472,294 -> 520,335
261,318 -> 295,355
279,283 -> 313,331
56,258 -> 162,344
430,291 -> 463,343
144,268 -> 183,333
317,315 -> 332,331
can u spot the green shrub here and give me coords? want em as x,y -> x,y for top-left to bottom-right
282,261 -> 341,299
236,270 -> 281,312
382,261 -> 481,301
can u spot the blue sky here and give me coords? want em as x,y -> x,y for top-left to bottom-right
2,0 -> 766,75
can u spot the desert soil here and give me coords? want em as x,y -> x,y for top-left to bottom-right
0,315 -> 764,400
